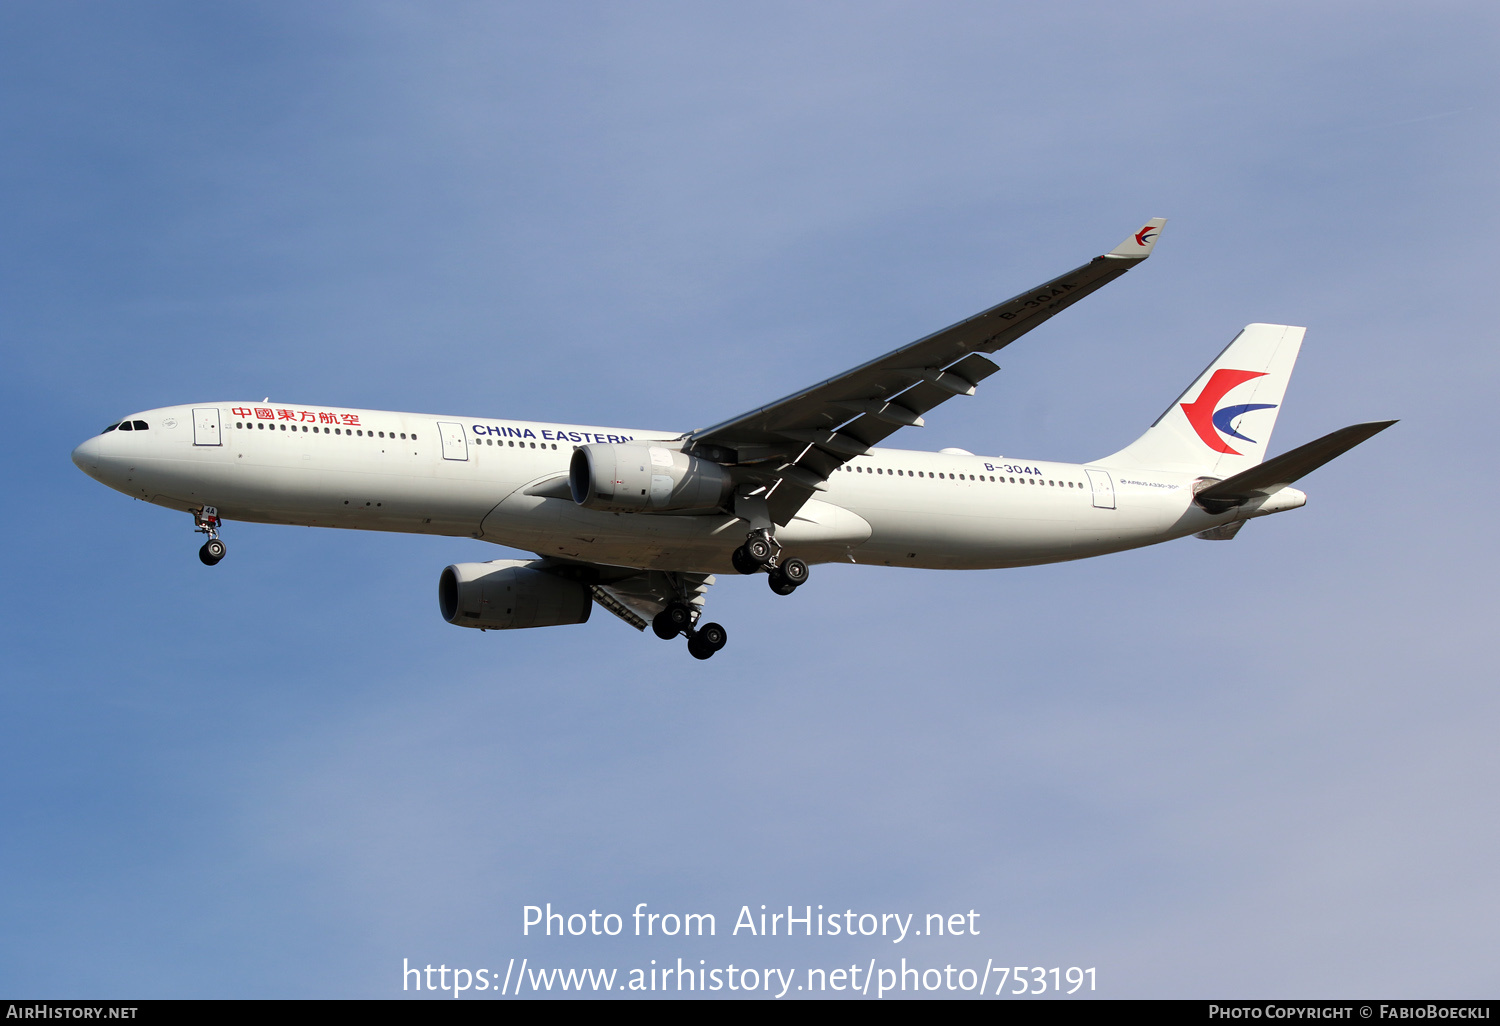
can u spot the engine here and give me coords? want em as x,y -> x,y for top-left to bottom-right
438,560 -> 592,630
569,443 -> 733,513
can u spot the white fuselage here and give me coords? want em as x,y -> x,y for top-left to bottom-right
71,402 -> 1240,573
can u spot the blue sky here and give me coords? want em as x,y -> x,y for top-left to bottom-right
3,1 -> 1497,999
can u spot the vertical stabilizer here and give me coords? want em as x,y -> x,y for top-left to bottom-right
1097,323 -> 1305,477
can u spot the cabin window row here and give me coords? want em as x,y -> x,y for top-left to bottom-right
235,422 -> 416,440
834,465 -> 1085,488
478,438 -> 558,449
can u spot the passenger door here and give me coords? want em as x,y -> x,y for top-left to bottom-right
192,407 -> 222,446
438,421 -> 469,461
1085,469 -> 1116,509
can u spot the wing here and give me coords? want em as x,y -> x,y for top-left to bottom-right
688,219 -> 1167,524
537,557 -> 715,631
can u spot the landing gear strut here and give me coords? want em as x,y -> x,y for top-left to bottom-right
195,506 -> 226,566
652,600 -> 728,660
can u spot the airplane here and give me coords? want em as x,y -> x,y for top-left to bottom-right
70,219 -> 1393,659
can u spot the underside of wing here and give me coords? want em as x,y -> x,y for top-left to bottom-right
687,219 -> 1167,524
538,557 -> 715,631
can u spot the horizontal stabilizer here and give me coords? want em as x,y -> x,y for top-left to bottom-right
1194,420 -> 1396,513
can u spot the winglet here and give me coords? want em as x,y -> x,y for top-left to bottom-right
1106,217 -> 1167,259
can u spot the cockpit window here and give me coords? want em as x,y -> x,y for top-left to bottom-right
131,420 -> 149,430
118,421 -> 134,431
102,423 -> 119,433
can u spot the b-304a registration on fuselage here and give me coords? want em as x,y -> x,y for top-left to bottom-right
72,220 -> 1393,659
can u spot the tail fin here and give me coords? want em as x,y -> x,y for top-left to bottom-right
1098,323 -> 1305,476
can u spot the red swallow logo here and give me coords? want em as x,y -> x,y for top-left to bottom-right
1135,225 -> 1158,247
1180,369 -> 1270,455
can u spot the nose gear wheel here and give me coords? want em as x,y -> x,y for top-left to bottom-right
194,507 -> 225,566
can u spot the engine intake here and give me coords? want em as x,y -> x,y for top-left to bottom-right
438,560 -> 592,630
569,443 -> 732,513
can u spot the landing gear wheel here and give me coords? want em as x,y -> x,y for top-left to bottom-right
199,539 -> 226,566
731,545 -> 761,575
653,600 -> 694,639
779,558 -> 809,586
687,636 -> 715,660
768,569 -> 798,596
743,535 -> 774,565
695,621 -> 728,652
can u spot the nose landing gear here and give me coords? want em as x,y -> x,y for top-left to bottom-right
195,507 -> 226,566
652,600 -> 728,660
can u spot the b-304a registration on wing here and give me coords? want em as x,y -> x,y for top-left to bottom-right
72,220 -> 1393,659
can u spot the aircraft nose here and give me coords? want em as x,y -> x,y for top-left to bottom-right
72,436 -> 100,475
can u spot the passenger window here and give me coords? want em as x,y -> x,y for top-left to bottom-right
410,434 -> 417,440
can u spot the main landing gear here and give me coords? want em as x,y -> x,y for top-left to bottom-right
195,506 -> 226,566
732,529 -> 809,597
652,601 -> 728,660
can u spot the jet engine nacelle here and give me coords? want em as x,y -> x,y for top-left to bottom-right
438,560 -> 592,630
569,443 -> 733,513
